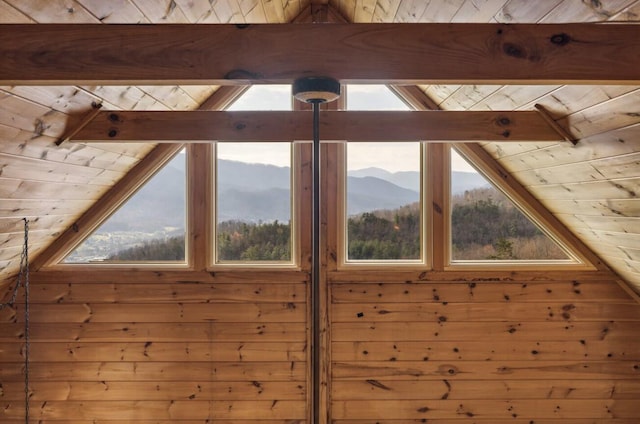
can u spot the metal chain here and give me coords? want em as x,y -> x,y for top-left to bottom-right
0,218 -> 30,423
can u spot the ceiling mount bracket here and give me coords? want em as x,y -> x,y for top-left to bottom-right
293,76 -> 340,104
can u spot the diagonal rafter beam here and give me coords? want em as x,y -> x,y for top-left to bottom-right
70,110 -> 562,143
1,23 -> 639,85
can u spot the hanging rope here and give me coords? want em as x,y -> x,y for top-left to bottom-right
0,218 -> 30,423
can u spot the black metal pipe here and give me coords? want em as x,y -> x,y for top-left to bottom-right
311,99 -> 321,424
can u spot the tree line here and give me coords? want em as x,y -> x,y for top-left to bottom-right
107,187 -> 566,262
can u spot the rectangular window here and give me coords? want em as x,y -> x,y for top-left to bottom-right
214,142 -> 294,264
345,142 -> 424,263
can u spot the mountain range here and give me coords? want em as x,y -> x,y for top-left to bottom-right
98,157 -> 489,232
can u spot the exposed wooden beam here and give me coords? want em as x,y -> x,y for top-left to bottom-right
71,110 -> 561,142
1,24 -> 639,85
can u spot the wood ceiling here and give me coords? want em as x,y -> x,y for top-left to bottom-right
0,0 -> 639,294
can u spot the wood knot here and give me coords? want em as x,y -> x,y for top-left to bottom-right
503,42 -> 526,59
550,33 -> 571,46
497,116 -> 511,126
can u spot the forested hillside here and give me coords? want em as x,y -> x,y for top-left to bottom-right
107,187 -> 567,262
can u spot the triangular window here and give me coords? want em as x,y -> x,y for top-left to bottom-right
449,147 -> 579,264
63,149 -> 187,263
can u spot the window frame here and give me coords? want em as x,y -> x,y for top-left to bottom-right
209,141 -> 301,270
337,141 -> 431,270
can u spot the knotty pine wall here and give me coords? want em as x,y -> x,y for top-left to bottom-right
1,269 -> 640,422
0,270 -> 309,422
328,274 -> 640,423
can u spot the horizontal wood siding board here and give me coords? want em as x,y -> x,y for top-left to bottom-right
331,281 -> 634,303
2,302 -> 306,323
0,322 -> 306,342
331,361 -> 640,380
330,399 -> 640,419
28,282 -> 305,303
0,380 -> 306,401
30,270 -> 308,283
331,379 -> 640,400
0,341 -> 307,362
331,321 -> 637,342
1,400 -> 306,420
332,340 -> 640,361
330,421 -> 640,424
0,362 -> 307,381
330,302 -> 640,322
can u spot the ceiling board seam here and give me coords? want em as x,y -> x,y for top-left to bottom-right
0,0 -> 35,22
611,0 -> 640,21
556,86 -> 640,120
537,0 -> 569,23
510,149 -> 640,175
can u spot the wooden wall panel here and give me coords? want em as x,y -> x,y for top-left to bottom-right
329,277 -> 640,422
0,271 -> 309,423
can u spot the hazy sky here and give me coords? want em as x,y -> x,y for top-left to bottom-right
221,84 -> 476,173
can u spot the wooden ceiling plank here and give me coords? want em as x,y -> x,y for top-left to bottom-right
451,0 -> 509,23
485,123 -> 640,168
0,0 -> 35,22
612,0 -> 640,21
70,110 -> 562,142
4,0 -> 101,23
471,85 -> 559,111
0,152 -> 124,186
130,0 -> 190,23
283,0 -> 302,22
394,0 -> 429,22
0,199 -> 94,218
0,177 -> 111,201
2,23 -> 639,85
533,177 -> 640,201
494,0 -> 563,23
540,0 -> 637,23
135,85 -> 200,110
0,85 -> 113,114
514,151 -> 640,187
544,199 -> 640,218
0,90 -> 68,137
558,214 -> 640,235
561,88 -> 640,139
261,0 -> 287,22
371,0 -> 401,22
438,84 -> 502,110
521,85 -> 637,117
419,0 -> 465,22
353,0 -> 376,22
76,0 -> 149,23
172,0 -> 217,23
240,0 -> 268,22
